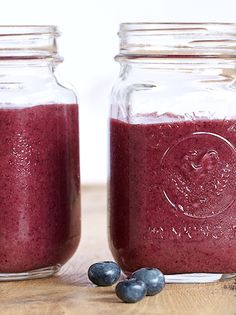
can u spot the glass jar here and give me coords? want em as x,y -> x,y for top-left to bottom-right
0,26 -> 80,280
109,23 -> 236,283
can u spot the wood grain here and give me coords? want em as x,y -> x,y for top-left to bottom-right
0,186 -> 235,315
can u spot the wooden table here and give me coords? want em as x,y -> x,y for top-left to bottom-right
0,186 -> 235,315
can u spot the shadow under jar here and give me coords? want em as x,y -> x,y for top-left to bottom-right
109,23 -> 236,283
0,26 -> 80,281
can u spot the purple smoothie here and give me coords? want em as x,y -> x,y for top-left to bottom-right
0,104 -> 80,273
109,117 -> 236,274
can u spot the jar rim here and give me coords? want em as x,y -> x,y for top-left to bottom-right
120,22 -> 236,29
0,25 -> 60,36
117,22 -> 236,60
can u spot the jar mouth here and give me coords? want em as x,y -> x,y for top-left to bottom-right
117,22 -> 236,60
120,22 -> 236,30
0,25 -> 59,35
0,25 -> 62,62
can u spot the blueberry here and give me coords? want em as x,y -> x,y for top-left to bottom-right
131,267 -> 165,296
88,261 -> 121,286
115,279 -> 147,303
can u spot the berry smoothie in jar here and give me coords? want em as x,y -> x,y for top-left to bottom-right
0,26 -> 80,280
109,23 -> 236,283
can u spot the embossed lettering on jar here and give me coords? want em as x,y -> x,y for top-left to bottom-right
109,23 -> 236,283
0,26 -> 80,281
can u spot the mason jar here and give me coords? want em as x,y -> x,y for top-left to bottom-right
109,23 -> 236,283
0,26 -> 80,280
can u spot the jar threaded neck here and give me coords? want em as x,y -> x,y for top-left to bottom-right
0,25 -> 62,62
117,23 -> 236,60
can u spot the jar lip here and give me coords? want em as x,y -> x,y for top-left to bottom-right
0,25 -> 60,36
120,22 -> 236,31
118,22 -> 236,60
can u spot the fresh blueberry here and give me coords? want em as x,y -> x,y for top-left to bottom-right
88,261 -> 121,286
131,267 -> 165,296
115,278 -> 147,303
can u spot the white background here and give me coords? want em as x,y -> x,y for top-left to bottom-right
0,0 -> 236,183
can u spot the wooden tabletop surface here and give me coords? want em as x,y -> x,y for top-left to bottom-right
0,186 -> 235,315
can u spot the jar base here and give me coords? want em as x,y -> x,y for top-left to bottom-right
165,272 -> 236,283
0,265 -> 61,282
